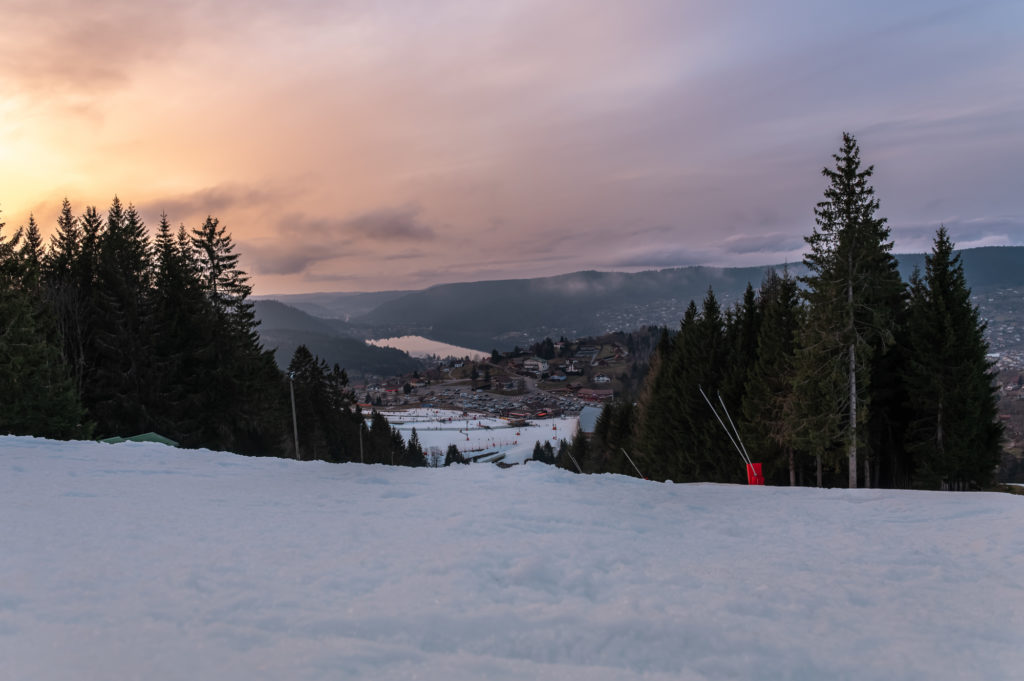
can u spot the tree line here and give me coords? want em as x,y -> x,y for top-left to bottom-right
564,134 -> 1002,490
0,198 -> 429,466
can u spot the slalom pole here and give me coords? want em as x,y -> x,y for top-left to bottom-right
717,392 -> 752,467
620,448 -> 647,480
699,386 -> 748,466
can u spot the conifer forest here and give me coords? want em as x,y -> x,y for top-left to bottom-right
0,200 -> 421,466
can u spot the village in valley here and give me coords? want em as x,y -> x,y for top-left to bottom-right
356,332 -> 652,418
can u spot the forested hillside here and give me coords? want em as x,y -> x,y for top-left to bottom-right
0,200 -> 425,467
253,300 -> 421,377
264,247 -> 1024,353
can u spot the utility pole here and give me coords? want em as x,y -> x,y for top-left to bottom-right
288,372 -> 300,460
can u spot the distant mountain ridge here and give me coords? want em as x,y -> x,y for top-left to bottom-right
253,300 -> 420,378
253,290 -> 411,320
260,246 -> 1024,352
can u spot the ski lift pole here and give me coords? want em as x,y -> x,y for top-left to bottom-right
566,449 -> 583,474
699,386 -> 748,466
620,448 -> 647,480
717,392 -> 752,467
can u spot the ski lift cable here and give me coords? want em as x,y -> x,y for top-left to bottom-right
699,386 -> 750,467
717,391 -> 753,467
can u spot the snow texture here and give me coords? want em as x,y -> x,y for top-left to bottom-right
2,435 -> 1023,680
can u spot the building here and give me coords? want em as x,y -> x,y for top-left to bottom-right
524,357 -> 549,375
577,388 -> 614,402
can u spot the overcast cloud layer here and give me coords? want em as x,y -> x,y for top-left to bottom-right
1,0 -> 1021,293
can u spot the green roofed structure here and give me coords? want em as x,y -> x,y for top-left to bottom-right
100,432 -> 180,447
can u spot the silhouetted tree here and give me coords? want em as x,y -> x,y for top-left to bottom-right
902,228 -> 1002,489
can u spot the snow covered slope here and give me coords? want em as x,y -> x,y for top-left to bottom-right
383,408 -> 578,464
2,436 -> 1023,680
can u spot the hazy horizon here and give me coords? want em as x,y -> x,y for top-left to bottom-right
254,242 -> 1019,298
3,1 -> 1021,294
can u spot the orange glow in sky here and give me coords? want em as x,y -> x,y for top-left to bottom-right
2,1 -> 1022,293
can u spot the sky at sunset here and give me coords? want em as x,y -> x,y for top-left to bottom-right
1,0 -> 1022,294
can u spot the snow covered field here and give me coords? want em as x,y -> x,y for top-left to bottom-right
382,408 -> 578,464
2,436 -> 1023,681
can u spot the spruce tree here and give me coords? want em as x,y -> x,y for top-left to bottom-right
0,215 -> 86,439
722,283 -> 762,409
444,443 -> 466,466
46,199 -> 81,280
532,441 -> 545,462
87,198 -> 153,436
633,326 -> 677,480
43,199 -> 88,394
795,133 -> 904,487
902,228 -> 1002,489
741,269 -> 802,485
590,400 -> 636,475
144,220 -> 218,446
677,289 -> 737,482
633,288 -> 740,483
404,428 -> 426,467
190,216 -> 286,455
18,214 -> 44,291
541,440 -> 556,465
288,345 -> 331,460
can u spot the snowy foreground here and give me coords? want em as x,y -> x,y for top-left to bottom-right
2,437 -> 1023,681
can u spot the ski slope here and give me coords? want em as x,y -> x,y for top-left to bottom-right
382,408 -> 578,464
2,436 -> 1023,680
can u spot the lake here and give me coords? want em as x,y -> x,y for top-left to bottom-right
367,335 -> 487,360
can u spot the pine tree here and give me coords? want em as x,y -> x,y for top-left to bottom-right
43,199 -> 89,394
633,288 -> 739,483
191,216 -> 250,320
288,345 -> 331,460
144,219 -> 218,446
46,199 -> 81,280
568,427 -> 589,473
86,198 -> 153,437
541,440 -> 556,465
590,400 -> 636,475
722,283 -> 761,409
0,214 -> 86,439
795,133 -> 904,488
404,428 -> 426,467
444,443 -> 466,466
741,269 -> 802,485
902,228 -> 1002,489
365,411 -> 392,464
677,289 -> 737,482
633,326 -> 677,480
532,441 -> 545,462
190,216 -> 287,455
18,214 -> 44,291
